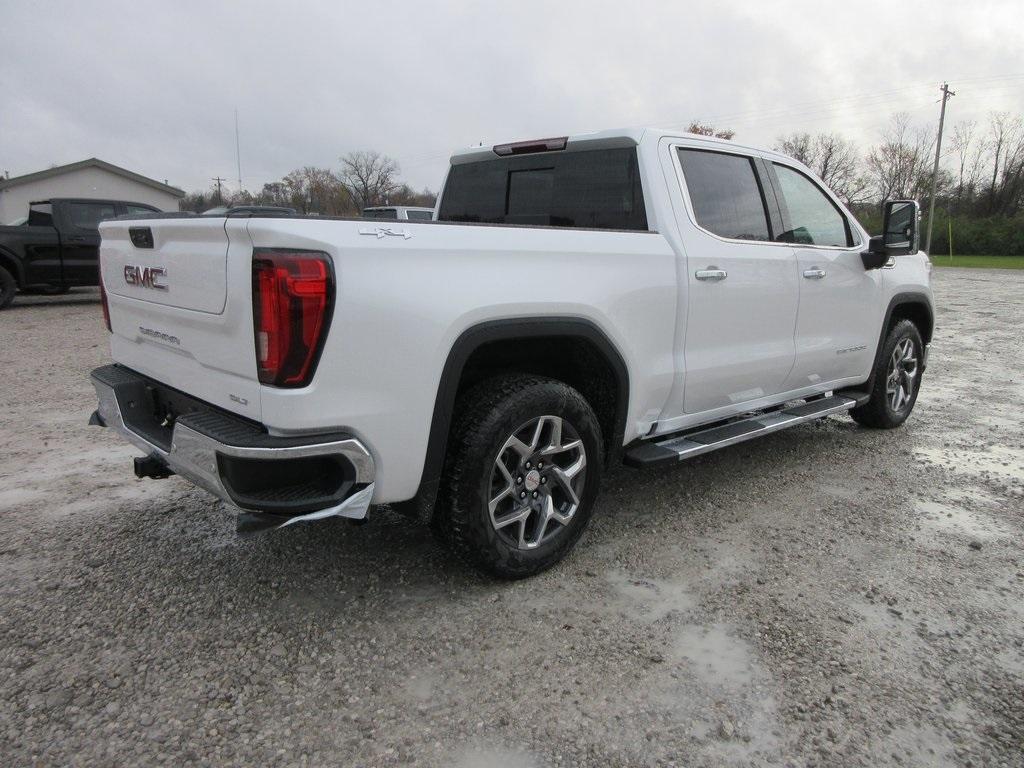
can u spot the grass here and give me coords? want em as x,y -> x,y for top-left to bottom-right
930,255 -> 1024,270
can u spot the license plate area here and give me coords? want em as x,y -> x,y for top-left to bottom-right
117,379 -> 209,453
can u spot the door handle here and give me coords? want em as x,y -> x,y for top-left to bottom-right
695,269 -> 728,281
66,235 -> 86,243
803,268 -> 826,279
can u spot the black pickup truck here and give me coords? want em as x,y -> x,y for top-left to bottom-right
0,198 -> 161,309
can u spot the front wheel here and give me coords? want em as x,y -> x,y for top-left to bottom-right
850,319 -> 924,429
434,375 -> 604,578
0,265 -> 16,310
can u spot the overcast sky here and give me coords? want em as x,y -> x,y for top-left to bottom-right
2,0 -> 1021,195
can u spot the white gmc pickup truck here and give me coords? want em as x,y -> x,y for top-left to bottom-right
90,128 -> 933,577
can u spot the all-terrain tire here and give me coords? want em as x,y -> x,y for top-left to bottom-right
850,319 -> 924,429
0,265 -> 16,310
433,375 -> 604,579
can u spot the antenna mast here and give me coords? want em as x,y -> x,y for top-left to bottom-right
235,109 -> 243,192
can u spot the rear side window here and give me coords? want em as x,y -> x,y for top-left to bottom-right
677,149 -> 770,241
772,164 -> 851,247
28,203 -> 53,226
68,202 -> 117,230
438,147 -> 647,231
126,204 -> 157,216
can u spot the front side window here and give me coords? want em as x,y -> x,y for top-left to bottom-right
438,147 -> 647,231
677,149 -> 770,241
772,164 -> 850,247
68,202 -> 116,230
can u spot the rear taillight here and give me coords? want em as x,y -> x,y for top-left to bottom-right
99,275 -> 111,332
252,249 -> 334,388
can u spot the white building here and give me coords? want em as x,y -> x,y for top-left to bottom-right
0,158 -> 185,223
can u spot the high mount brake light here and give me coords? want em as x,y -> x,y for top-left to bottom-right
492,137 -> 568,156
252,250 -> 334,388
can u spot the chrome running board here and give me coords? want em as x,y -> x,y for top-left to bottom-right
624,394 -> 859,467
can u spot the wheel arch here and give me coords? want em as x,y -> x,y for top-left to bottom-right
861,292 -> 933,394
396,317 -> 630,519
886,293 -> 934,346
0,247 -> 24,287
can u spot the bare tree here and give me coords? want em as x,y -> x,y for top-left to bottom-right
686,121 -> 735,140
776,132 -> 815,166
949,120 -> 986,209
339,151 -> 400,210
281,167 -> 353,215
985,112 -> 1024,215
865,113 -> 938,202
255,181 -> 293,209
776,132 -> 870,204
388,184 -> 437,208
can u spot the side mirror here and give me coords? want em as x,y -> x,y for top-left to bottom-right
862,199 -> 919,269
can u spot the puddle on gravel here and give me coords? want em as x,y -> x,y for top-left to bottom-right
914,444 -> 1024,483
669,624 -> 756,690
915,500 -> 1011,541
655,621 -> 782,763
605,571 -> 696,622
452,745 -> 538,768
885,722 -> 956,766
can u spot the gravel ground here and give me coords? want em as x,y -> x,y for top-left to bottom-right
1,269 -> 1022,768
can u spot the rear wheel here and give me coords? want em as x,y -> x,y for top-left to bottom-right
0,266 -> 16,310
433,375 -> 603,578
850,319 -> 924,429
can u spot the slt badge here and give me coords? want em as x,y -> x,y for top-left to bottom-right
358,226 -> 412,240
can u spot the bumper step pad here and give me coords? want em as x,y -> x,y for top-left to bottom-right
624,395 -> 858,468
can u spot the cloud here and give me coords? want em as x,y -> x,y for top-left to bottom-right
1,0 -> 1021,195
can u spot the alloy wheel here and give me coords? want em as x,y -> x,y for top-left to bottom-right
487,415 -> 587,549
886,337 -> 918,412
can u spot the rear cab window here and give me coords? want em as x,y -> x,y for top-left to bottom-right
405,210 -> 433,221
438,147 -> 648,231
676,148 -> 771,241
68,202 -> 117,231
363,208 -> 398,220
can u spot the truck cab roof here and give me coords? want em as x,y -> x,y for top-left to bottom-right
30,198 -> 149,206
449,126 -> 794,167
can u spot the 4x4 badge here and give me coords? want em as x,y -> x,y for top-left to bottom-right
358,227 -> 412,240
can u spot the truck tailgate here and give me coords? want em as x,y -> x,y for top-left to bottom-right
98,217 -> 261,422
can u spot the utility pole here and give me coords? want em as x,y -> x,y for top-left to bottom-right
212,176 -> 227,204
924,82 -> 955,255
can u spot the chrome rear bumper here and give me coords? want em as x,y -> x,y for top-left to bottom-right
90,365 -> 375,523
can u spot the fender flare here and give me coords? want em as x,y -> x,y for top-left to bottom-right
399,317 -> 630,517
864,292 -> 934,391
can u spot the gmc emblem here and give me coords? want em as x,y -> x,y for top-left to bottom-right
124,265 -> 168,291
